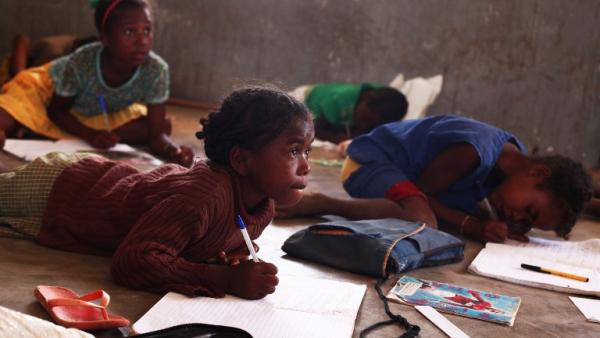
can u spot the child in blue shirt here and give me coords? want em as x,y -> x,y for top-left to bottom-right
278,115 -> 593,243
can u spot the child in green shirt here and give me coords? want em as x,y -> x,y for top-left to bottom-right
304,83 -> 408,146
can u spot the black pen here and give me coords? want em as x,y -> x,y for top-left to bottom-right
521,263 -> 589,282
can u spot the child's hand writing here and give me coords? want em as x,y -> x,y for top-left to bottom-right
208,244 -> 261,266
462,218 -> 508,243
88,130 -> 119,149
223,260 -> 279,300
479,220 -> 509,242
507,223 -> 531,242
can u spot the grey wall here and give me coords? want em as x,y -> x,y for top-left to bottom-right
1,0 -> 599,166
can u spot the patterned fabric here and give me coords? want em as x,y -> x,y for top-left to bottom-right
49,42 -> 169,117
0,152 -> 95,239
0,63 -> 147,140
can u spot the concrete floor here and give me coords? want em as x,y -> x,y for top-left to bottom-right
0,105 -> 599,337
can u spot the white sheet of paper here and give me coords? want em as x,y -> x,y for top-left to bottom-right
133,275 -> 366,338
415,306 -> 471,338
3,139 -> 163,169
569,297 -> 600,323
4,139 -> 140,161
468,237 -> 600,296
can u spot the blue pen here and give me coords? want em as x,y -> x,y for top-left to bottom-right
477,181 -> 498,220
235,215 -> 259,262
97,94 -> 111,131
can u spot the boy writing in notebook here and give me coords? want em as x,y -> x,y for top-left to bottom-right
278,115 -> 592,243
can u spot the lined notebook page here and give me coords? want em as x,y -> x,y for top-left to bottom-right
469,237 -> 600,296
133,275 -> 366,338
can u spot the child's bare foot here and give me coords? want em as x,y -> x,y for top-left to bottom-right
275,191 -> 329,218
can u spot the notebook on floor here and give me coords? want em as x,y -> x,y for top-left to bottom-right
133,275 -> 366,338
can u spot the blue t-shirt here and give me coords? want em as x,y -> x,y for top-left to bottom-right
49,42 -> 169,117
345,115 -> 526,214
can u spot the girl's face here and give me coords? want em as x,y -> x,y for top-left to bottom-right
243,117 -> 315,208
101,5 -> 153,67
489,166 -> 566,232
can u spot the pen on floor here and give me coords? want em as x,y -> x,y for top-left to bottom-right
97,94 -> 111,131
521,263 -> 589,282
235,215 -> 259,262
477,182 -> 498,220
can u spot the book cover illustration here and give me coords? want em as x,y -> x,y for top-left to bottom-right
387,275 -> 521,326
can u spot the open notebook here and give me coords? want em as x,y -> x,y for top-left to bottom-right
4,139 -> 163,169
468,237 -> 600,296
133,275 -> 366,338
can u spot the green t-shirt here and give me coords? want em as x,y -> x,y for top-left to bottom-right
305,83 -> 384,128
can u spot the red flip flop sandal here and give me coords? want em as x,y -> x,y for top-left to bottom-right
34,285 -> 130,330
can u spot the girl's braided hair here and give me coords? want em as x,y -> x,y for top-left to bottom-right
197,86 -> 310,166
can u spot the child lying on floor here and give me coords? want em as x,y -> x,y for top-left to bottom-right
0,86 -> 314,300
296,83 -> 407,148
277,115 -> 592,243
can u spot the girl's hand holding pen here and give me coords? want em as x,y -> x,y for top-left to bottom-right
208,245 -> 261,266
223,260 -> 279,300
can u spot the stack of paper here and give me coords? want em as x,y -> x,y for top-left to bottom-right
468,237 -> 600,296
569,297 -> 600,323
133,275 -> 366,338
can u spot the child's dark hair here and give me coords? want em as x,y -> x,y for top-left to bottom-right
533,155 -> 593,238
92,0 -> 148,32
196,86 -> 310,166
361,87 -> 408,123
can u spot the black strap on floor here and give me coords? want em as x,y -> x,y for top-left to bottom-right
359,277 -> 420,338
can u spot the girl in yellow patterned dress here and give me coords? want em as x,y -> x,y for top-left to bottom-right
0,0 -> 193,166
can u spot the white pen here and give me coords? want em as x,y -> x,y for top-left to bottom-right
477,182 -> 498,220
235,215 -> 259,262
481,196 -> 498,220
